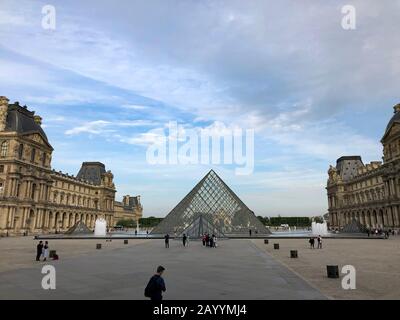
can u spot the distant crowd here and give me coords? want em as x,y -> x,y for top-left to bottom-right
366,228 -> 397,238
163,233 -> 218,248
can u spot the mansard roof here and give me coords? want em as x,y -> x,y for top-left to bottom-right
5,102 -> 51,148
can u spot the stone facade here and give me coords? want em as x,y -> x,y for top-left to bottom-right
327,103 -> 400,230
0,96 -> 142,236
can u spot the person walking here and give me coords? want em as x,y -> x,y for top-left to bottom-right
36,241 -> 43,261
182,233 -> 187,247
209,234 -> 214,248
205,233 -> 210,247
42,241 -> 49,261
202,234 -> 206,246
317,235 -> 322,249
213,235 -> 218,247
309,237 -> 315,249
164,234 -> 170,248
144,266 -> 166,302
249,229 -> 252,237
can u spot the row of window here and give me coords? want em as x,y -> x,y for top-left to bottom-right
0,141 -> 47,166
54,181 -> 95,194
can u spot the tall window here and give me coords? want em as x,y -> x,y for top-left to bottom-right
31,184 -> 36,200
18,144 -> 23,159
31,148 -> 36,163
42,152 -> 46,166
1,141 -> 8,157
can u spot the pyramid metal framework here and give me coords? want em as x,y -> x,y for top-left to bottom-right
178,214 -> 226,238
342,219 -> 367,233
151,170 -> 270,236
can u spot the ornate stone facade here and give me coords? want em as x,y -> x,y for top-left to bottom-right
0,96 -> 142,236
327,104 -> 400,230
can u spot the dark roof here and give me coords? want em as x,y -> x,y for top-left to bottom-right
76,162 -> 106,185
126,196 -> 140,209
5,102 -> 50,144
336,156 -> 362,164
382,108 -> 400,141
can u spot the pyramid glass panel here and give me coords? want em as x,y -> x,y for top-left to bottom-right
151,170 -> 271,236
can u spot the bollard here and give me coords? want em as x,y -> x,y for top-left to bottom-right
96,243 -> 102,250
327,265 -> 339,278
124,239 -> 128,245
274,243 -> 279,250
290,250 -> 298,258
264,239 -> 269,244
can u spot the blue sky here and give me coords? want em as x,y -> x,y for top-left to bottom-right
0,0 -> 399,217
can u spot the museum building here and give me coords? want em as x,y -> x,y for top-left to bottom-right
0,96 -> 142,236
327,103 -> 400,230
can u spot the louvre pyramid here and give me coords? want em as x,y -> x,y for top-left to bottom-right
178,214 -> 226,238
151,170 -> 270,236
342,219 -> 367,233
65,221 -> 92,235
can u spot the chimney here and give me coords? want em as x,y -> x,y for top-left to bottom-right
0,96 -> 9,131
123,195 -> 130,206
34,115 -> 42,126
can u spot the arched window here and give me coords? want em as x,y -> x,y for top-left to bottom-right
18,144 -> 23,159
1,141 -> 8,157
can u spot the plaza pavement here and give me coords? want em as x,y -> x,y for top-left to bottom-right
0,238 -> 326,300
252,237 -> 400,300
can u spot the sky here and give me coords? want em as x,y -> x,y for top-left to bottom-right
0,0 -> 399,217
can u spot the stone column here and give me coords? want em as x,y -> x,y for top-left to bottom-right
0,206 -> 7,229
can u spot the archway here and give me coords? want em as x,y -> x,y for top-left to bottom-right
379,209 -> 385,227
28,209 -> 35,232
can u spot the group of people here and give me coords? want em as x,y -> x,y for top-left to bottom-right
201,233 -> 217,247
163,233 -> 218,248
35,241 -> 49,261
367,228 -> 396,238
308,235 -> 323,249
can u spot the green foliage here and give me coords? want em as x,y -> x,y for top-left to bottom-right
257,216 -> 270,225
258,216 -> 311,227
313,216 -> 324,224
116,219 -> 136,227
139,216 -> 163,228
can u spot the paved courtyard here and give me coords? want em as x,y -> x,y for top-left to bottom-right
0,238 -> 325,299
252,237 -> 400,300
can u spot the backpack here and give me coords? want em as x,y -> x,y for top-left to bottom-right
144,276 -> 156,298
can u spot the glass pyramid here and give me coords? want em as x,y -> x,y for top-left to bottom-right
151,170 -> 270,236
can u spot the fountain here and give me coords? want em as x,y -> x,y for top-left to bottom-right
311,221 -> 328,235
94,218 -> 107,236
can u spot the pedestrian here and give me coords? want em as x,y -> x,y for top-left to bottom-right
135,230 -> 137,236
249,229 -> 252,237
42,241 -> 49,261
182,233 -> 187,247
144,266 -> 166,302
205,233 -> 210,247
317,235 -> 322,249
164,233 -> 170,248
367,229 -> 370,237
202,234 -> 206,246
213,235 -> 218,247
36,241 -> 43,261
209,234 -> 214,248
309,237 -> 315,249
